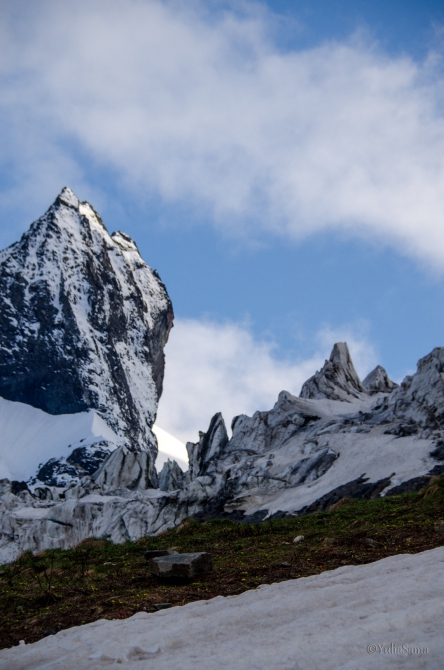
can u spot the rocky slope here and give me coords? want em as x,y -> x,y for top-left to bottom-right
1,191 -> 443,562
0,188 -> 173,489
2,338 -> 444,563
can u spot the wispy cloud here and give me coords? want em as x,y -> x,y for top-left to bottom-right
156,317 -> 378,443
2,1 -> 444,266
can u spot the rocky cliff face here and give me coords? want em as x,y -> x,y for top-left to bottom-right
1,207 -> 443,563
388,347 -> 444,426
0,188 -> 173,486
3,338 -> 443,563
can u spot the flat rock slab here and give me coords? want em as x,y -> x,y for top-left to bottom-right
147,552 -> 212,579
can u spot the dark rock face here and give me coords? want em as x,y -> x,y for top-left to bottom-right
10,481 -> 30,496
33,443 -> 113,487
384,421 -> 419,437
35,458 -> 81,488
0,188 -> 173,457
299,475 -> 394,513
385,476 -> 432,496
66,444 -> 112,475
299,342 -> 366,402
430,440 -> 444,461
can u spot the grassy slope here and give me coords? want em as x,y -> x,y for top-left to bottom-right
1,477 -> 444,649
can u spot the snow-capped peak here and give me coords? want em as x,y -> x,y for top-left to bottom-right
0,189 -> 174,482
56,186 -> 80,209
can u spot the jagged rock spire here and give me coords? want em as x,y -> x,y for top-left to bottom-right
300,342 -> 365,402
362,365 -> 398,394
93,446 -> 158,491
186,413 -> 229,479
158,459 -> 185,492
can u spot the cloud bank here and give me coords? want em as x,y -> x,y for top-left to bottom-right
2,1 -> 444,265
156,318 -> 377,444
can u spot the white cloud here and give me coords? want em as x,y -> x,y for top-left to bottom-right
2,1 -> 444,266
155,318 -> 377,444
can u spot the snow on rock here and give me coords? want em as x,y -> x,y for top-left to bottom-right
0,392 -> 186,489
3,190 -> 442,565
0,480 -> 179,563
0,396 -> 121,485
1,547 -> 443,669
0,187 -> 173,486
189,383 -> 440,520
0,194 -> 443,562
153,425 -> 188,472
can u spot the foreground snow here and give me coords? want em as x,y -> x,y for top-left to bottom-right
1,548 -> 443,669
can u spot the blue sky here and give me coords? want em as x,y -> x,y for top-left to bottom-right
1,0 -> 444,442
267,0 -> 444,57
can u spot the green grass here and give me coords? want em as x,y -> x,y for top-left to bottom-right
1,476 -> 444,649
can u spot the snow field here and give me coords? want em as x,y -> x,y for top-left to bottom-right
0,396 -> 187,483
0,547 -> 442,669
0,397 -> 119,482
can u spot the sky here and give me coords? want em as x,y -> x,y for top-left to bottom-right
1,0 -> 444,444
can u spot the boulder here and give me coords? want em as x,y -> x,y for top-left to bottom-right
147,552 -> 212,580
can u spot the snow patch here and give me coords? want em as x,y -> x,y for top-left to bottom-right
0,548 -> 442,668
153,425 -> 188,471
0,396 -> 120,482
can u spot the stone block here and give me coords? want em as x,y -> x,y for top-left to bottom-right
147,552 -> 212,580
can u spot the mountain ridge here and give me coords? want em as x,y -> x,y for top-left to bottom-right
1,190 -> 443,563
1,337 -> 443,562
